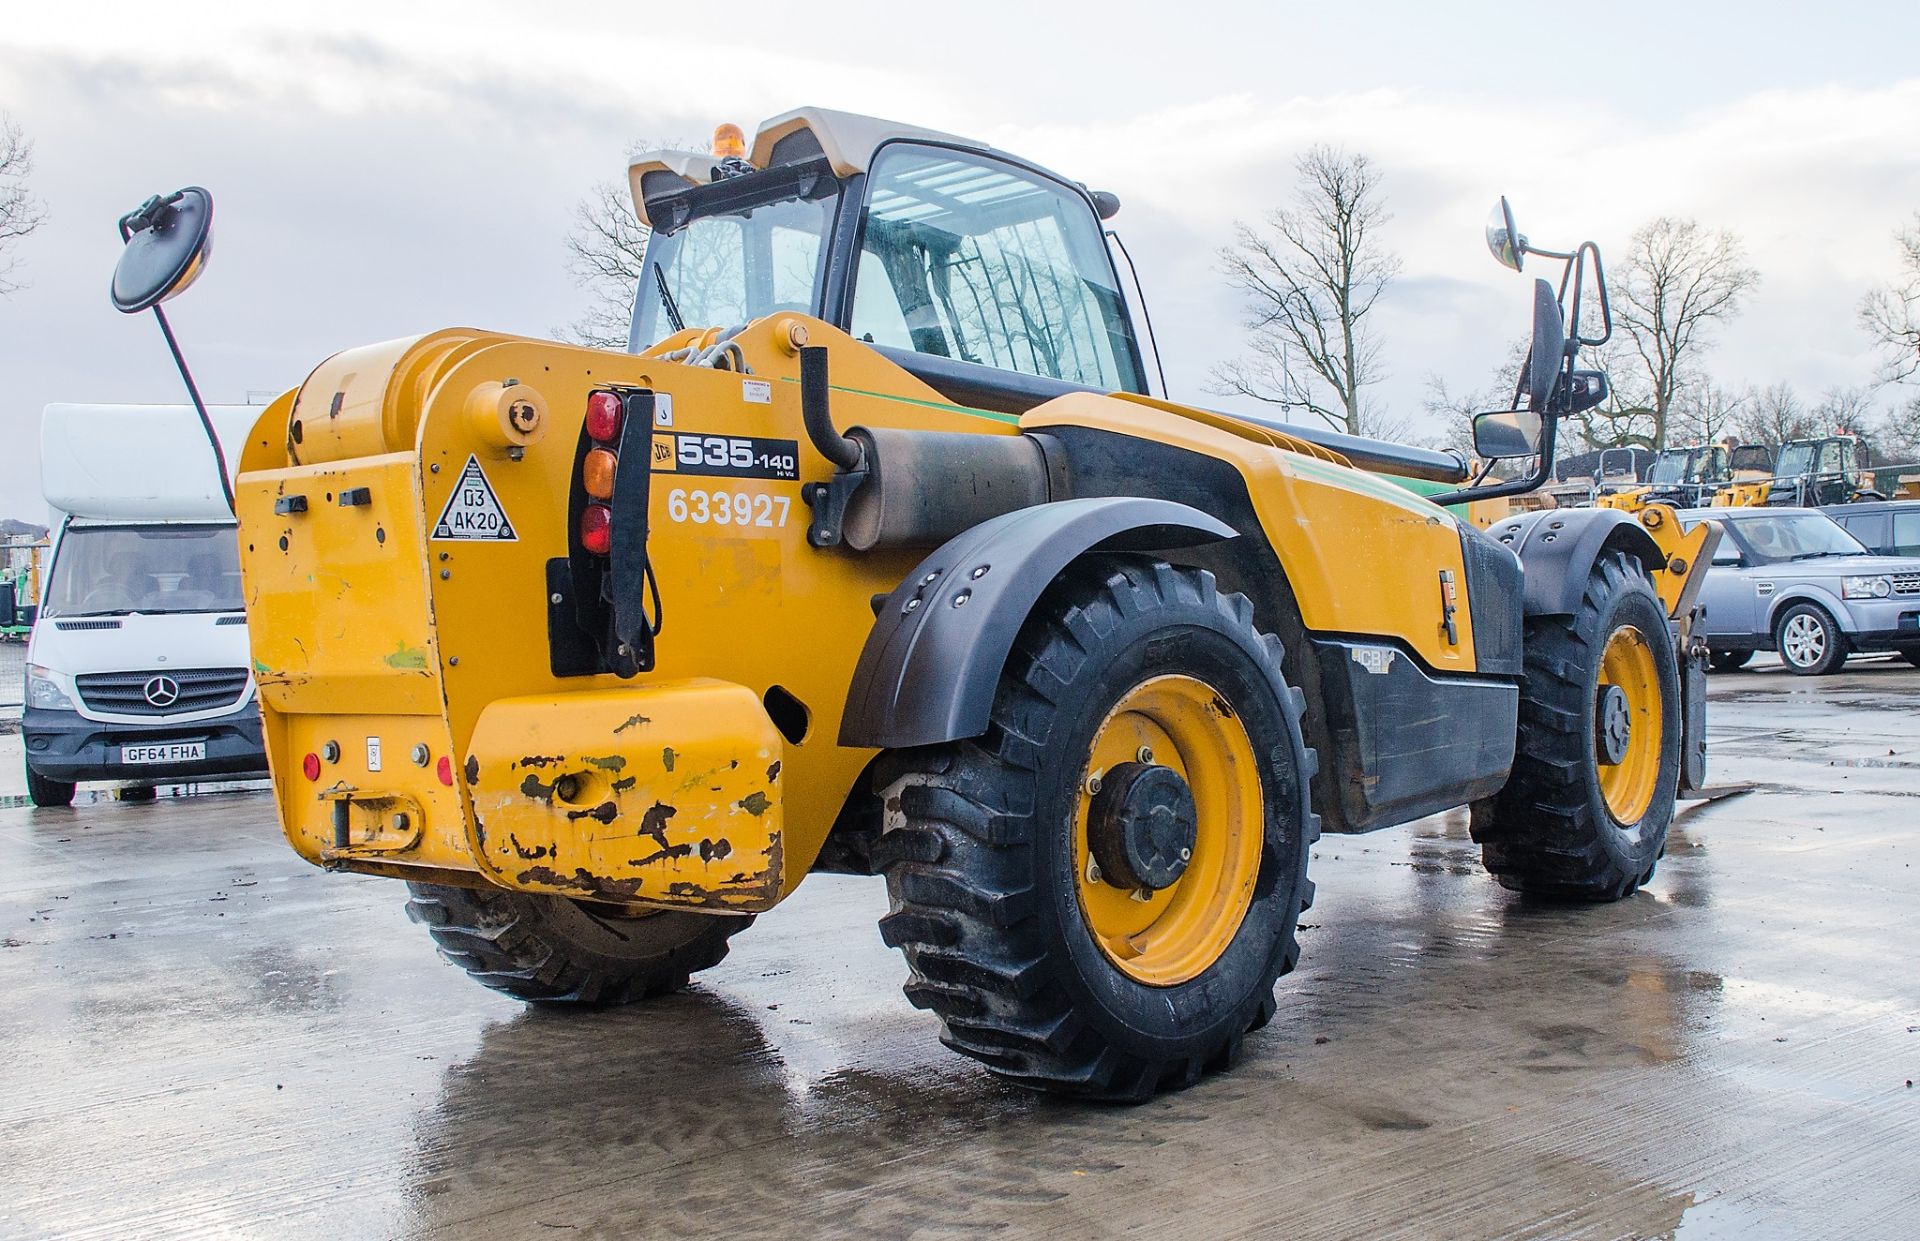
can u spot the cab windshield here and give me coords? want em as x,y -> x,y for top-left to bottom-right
45,523 -> 244,618
628,173 -> 838,352
1774,442 -> 1815,476
1647,452 -> 1691,485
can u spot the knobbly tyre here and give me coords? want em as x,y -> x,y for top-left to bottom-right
113,109 -> 1719,1101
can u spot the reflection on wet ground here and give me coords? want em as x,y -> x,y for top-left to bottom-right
2,662 -> 1917,1237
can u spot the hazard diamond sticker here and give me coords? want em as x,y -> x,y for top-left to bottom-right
432,455 -> 517,541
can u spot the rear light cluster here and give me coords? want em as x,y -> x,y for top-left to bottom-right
581,390 -> 623,555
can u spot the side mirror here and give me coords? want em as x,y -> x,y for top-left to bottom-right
1526,278 -> 1565,412
1473,408 -> 1545,460
1485,196 -> 1524,271
111,187 -> 214,313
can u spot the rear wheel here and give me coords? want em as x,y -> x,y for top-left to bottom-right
1900,648 -> 1920,670
404,882 -> 751,1004
25,763 -> 75,809
1775,602 -> 1846,675
1471,550 -> 1680,901
876,560 -> 1317,1101
1707,649 -> 1753,672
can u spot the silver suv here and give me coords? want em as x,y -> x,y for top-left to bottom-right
1680,508 -> 1920,675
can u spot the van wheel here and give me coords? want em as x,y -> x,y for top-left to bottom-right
404,883 -> 751,1004
875,559 -> 1316,1101
1775,602 -> 1846,675
1707,649 -> 1752,672
25,763 -> 76,809
1471,550 -> 1680,901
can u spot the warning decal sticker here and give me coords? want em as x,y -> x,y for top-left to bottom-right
432,455 -> 517,541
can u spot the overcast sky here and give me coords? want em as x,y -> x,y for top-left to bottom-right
3,1 -> 1919,522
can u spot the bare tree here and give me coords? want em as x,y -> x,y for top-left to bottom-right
1613,218 -> 1759,450
1734,381 -> 1815,448
1811,384 -> 1877,437
1860,215 -> 1920,385
1873,394 -> 1920,466
1669,381 -> 1747,447
0,115 -> 48,294
559,179 -> 650,349
1568,340 -> 1658,449
1212,146 -> 1401,436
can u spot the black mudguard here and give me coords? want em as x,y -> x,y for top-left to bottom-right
1484,507 -> 1666,617
839,497 -> 1235,749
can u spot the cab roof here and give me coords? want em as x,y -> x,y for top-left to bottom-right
626,106 -> 988,229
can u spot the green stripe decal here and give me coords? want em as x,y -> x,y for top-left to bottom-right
774,375 -> 1019,425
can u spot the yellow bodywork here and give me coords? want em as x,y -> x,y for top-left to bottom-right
1712,480 -> 1770,507
233,316 -> 1556,914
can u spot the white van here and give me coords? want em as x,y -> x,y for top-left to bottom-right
21,403 -> 268,807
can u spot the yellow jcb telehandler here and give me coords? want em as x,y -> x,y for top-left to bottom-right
111,110 -> 1716,1100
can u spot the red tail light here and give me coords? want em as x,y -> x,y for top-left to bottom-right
583,447 -> 618,500
580,503 -> 613,554
301,752 -> 321,781
586,391 -> 624,442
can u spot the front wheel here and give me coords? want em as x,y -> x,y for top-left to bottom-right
25,763 -> 76,809
876,560 -> 1317,1101
404,883 -> 751,1004
1471,550 -> 1681,901
1775,602 -> 1846,676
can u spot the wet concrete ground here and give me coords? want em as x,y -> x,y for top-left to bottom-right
2,659 -> 1917,1238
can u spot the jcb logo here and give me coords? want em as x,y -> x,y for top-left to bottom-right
651,438 -> 674,468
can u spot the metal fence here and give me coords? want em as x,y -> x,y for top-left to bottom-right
1,640 -> 23,717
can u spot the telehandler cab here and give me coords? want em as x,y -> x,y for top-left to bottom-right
113,109 -> 1717,1100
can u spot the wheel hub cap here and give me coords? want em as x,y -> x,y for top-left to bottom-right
1596,684 -> 1632,765
1088,761 -> 1197,891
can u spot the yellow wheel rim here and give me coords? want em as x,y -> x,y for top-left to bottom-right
1073,674 -> 1264,987
1596,625 -> 1663,824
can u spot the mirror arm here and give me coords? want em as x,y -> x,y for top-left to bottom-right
1426,412 -> 1560,508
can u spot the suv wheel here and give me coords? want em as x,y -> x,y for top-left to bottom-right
1775,602 -> 1846,676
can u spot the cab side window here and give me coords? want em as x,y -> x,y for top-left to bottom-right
849,144 -> 1143,393
1893,510 -> 1920,557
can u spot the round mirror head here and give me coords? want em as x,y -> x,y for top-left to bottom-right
1485,196 -> 1524,272
111,187 -> 214,314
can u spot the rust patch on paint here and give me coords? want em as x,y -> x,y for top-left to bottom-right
738,791 -> 772,817
613,713 -> 651,734
661,746 -> 677,772
565,800 -> 619,824
517,754 -> 566,769
583,754 -> 627,773
766,760 -> 781,783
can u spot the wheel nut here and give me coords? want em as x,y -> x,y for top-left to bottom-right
1179,847 -> 1191,862
1085,772 -> 1102,796
1086,856 -> 1103,884
1137,746 -> 1154,764
1131,888 -> 1152,902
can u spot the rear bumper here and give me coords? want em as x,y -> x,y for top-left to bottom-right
22,704 -> 268,783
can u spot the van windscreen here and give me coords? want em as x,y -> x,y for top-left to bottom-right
45,523 -> 244,618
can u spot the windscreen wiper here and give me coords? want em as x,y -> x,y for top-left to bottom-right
654,265 -> 685,334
